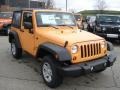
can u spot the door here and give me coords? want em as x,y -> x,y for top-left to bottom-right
20,11 -> 35,55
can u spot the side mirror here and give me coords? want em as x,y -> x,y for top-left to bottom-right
24,22 -> 32,29
24,22 -> 33,33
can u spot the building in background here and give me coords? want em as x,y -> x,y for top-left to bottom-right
0,0 -> 46,11
30,0 -> 45,8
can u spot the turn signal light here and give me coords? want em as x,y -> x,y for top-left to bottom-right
73,56 -> 77,61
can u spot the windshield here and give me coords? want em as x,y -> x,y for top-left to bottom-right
89,16 -> 96,22
0,12 -> 12,18
98,16 -> 120,24
36,12 -> 76,26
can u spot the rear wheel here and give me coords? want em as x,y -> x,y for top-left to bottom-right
11,39 -> 22,59
41,56 -> 63,88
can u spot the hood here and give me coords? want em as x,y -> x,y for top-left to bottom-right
37,28 -> 104,46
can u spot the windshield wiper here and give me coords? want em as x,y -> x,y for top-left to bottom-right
58,25 -> 74,29
41,24 -> 58,29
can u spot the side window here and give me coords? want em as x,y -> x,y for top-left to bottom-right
12,12 -> 21,28
23,12 -> 33,29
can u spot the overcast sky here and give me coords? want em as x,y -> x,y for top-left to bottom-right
54,0 -> 120,12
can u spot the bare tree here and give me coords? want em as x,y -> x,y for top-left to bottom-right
45,0 -> 55,9
95,0 -> 107,12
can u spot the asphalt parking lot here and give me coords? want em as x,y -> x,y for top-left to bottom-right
0,36 -> 120,90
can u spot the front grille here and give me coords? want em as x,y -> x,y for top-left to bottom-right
105,27 -> 119,34
80,43 -> 101,58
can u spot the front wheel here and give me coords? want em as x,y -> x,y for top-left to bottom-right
11,39 -> 22,59
41,56 -> 63,88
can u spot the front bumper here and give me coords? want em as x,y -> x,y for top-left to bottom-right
57,52 -> 116,77
95,32 -> 120,39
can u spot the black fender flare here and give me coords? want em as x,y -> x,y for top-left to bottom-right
107,41 -> 113,51
37,43 -> 72,61
9,31 -> 22,48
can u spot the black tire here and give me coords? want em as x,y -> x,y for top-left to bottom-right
94,68 -> 106,73
11,39 -> 22,59
41,56 -> 63,88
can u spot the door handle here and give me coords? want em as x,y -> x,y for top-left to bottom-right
36,37 -> 39,40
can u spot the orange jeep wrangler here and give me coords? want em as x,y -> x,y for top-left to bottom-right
0,12 -> 12,35
9,9 -> 116,88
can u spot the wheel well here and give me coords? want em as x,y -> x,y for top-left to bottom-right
36,48 -> 54,59
9,34 -> 14,43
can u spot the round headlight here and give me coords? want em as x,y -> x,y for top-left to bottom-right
119,29 -> 120,32
102,27 -> 106,31
71,45 -> 78,54
101,41 -> 106,48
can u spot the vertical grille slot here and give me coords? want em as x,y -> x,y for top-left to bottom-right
91,44 -> 93,56
81,46 -> 83,58
96,43 -> 98,54
94,44 -> 96,55
80,42 -> 102,58
84,45 -> 87,57
99,43 -> 101,54
87,45 -> 90,57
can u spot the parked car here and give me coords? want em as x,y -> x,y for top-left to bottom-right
9,9 -> 116,88
74,14 -> 84,29
89,14 -> 120,40
0,12 -> 12,35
